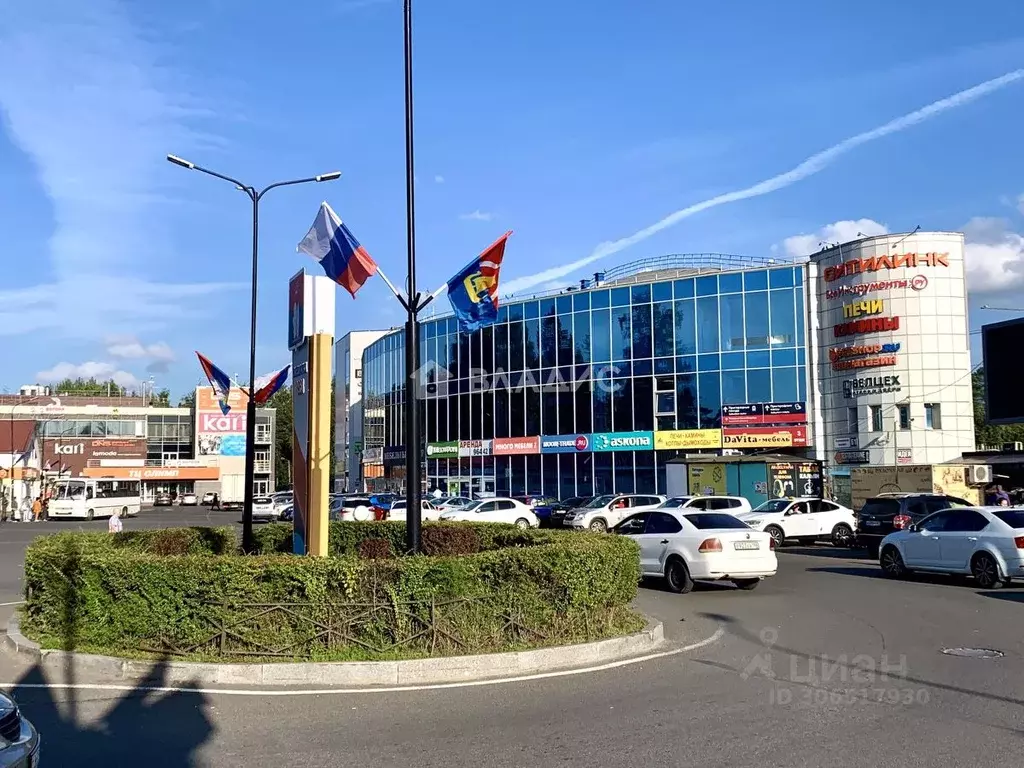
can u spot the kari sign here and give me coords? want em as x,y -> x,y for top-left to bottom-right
823,252 -> 949,282
491,437 -> 540,455
198,411 -> 247,433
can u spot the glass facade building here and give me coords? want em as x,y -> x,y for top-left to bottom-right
361,257 -> 810,497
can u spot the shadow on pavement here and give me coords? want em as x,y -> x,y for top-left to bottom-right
777,546 -> 872,560
978,590 -> 1024,604
806,565 -> 889,580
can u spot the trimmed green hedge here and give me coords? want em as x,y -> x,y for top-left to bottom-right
22,524 -> 642,661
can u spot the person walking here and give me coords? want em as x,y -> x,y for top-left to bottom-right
108,508 -> 123,533
31,496 -> 42,522
211,493 -> 221,511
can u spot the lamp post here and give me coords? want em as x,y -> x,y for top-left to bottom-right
167,154 -> 340,552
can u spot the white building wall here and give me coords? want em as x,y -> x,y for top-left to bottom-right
811,232 -> 975,470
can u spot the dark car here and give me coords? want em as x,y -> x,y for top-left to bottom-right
856,493 -> 972,555
513,496 -> 561,526
369,493 -> 397,512
549,496 -> 592,527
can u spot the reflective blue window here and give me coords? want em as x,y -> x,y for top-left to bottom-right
795,288 -> 805,346
541,317 -> 557,367
719,272 -> 743,293
632,304 -> 652,358
593,383 -> 612,433
612,361 -> 631,377
676,374 -> 698,429
573,313 -> 590,363
524,302 -> 539,320
653,302 -> 674,357
721,351 -> 744,370
497,306 -> 509,323
696,275 -> 718,296
744,292 -> 769,350
696,296 -> 720,352
591,289 -> 610,309
557,296 -> 573,315
631,284 -> 651,303
674,278 -> 694,299
677,355 -> 696,373
674,298 -> 696,355
746,350 -> 770,368
613,378 -> 633,431
697,372 -> 721,428
747,368 -> 772,402
509,321 -> 524,371
508,303 -> 524,321
771,348 -> 797,367
557,314 -> 573,366
611,287 -> 631,307
524,319 -> 540,368
614,453 -> 635,494
769,289 -> 796,347
652,281 -> 673,302
797,347 -> 806,366
769,267 -> 794,288
540,298 -> 556,317
655,357 -> 674,374
698,353 -> 720,371
572,292 -> 591,312
721,370 -> 746,404
772,367 -> 798,402
794,267 -> 804,286
744,270 -> 768,291
592,310 -> 611,362
633,359 -> 652,377
797,365 -> 807,400
720,294 -> 744,352
612,307 -> 631,358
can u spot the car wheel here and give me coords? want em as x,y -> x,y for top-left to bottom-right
733,578 -> 761,590
880,545 -> 908,579
588,518 -> 608,533
514,518 -> 530,529
664,557 -> 694,594
86,509 -> 94,521
765,525 -> 785,549
121,506 -> 129,519
831,523 -> 854,548
971,552 -> 1004,589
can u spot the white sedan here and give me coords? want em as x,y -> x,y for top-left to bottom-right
251,496 -> 277,521
614,508 -> 777,593
439,498 -> 539,528
388,499 -> 442,522
735,497 -> 857,548
879,506 -> 1024,588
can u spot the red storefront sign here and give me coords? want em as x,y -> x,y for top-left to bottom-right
833,316 -> 900,338
823,252 -> 949,283
491,437 -> 541,455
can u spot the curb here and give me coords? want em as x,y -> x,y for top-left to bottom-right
3,615 -> 665,688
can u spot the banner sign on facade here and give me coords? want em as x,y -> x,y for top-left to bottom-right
426,441 -> 459,458
723,426 -> 808,448
540,435 -> 590,453
491,437 -> 540,455
653,429 -> 722,450
591,431 -> 654,451
721,402 -> 807,427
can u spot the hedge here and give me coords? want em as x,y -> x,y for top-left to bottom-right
22,525 -> 643,662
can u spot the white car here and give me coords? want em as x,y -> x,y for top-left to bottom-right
388,499 -> 442,522
179,493 -> 198,506
567,494 -> 666,532
735,497 -> 857,549
659,495 -> 753,514
439,498 -> 539,528
615,508 -> 777,592
252,496 -> 277,521
879,506 -> 1024,588
272,492 -> 293,516
434,496 -> 475,510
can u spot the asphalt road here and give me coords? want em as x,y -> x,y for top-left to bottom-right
3,523 -> 1024,766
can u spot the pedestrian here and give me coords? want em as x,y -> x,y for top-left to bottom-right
31,496 -> 42,522
19,497 -> 32,523
0,493 -> 8,523
211,493 -> 221,510
108,508 -> 123,533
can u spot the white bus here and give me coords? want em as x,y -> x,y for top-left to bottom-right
48,479 -> 142,520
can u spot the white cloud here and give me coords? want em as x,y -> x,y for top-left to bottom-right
962,217 -> 1024,294
36,361 -> 141,389
782,219 -> 889,258
500,69 -> 1024,297
459,210 -> 494,222
0,2 -> 241,339
434,175 -> 445,184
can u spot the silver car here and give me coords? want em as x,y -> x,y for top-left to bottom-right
0,690 -> 40,767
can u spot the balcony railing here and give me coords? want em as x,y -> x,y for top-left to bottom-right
255,427 -> 272,444
254,461 -> 271,474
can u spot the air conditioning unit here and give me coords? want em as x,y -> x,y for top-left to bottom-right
969,465 -> 993,486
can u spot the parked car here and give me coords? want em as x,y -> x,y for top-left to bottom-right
153,492 -> 173,507
856,493 -> 972,556
439,498 -> 539,528
613,508 -> 777,593
369,493 -> 397,511
251,496 -> 277,521
0,690 -> 40,768
329,496 -> 376,521
566,494 -> 666,532
660,495 -> 753,514
434,496 -> 475,510
201,492 -> 216,506
549,496 -> 592,527
388,499 -> 442,521
735,497 -> 857,548
278,504 -> 294,522
179,493 -> 198,506
879,506 -> 1024,588
513,495 -> 561,526
272,493 -> 293,517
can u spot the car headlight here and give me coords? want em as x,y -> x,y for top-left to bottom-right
744,519 -> 761,526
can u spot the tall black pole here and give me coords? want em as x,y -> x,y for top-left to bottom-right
403,0 -> 422,555
241,188 -> 259,554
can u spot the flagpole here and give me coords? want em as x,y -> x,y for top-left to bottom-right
402,0 -> 422,555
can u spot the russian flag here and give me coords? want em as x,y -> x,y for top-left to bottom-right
196,351 -> 232,414
297,202 -> 378,298
253,365 -> 290,405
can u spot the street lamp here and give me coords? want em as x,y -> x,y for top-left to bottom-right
167,155 -> 340,553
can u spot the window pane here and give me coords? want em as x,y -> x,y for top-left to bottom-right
747,368 -> 772,403
525,388 -> 540,435
558,390 -> 574,434
559,453 -> 576,500
612,307 -> 632,359
576,453 -> 594,497
696,275 -> 718,296
772,367 -> 798,402
594,453 -> 613,495
481,326 -> 494,375
676,374 -> 699,429
592,310 -> 611,363
674,298 -> 696,355
720,293 -> 744,352
557,314 -> 573,366
653,302 -> 674,357
541,317 -> 557,368
631,284 -> 651,303
635,451 -> 655,494
524,320 -> 540,368
611,287 -> 630,306
494,324 -> 509,373
542,390 -> 558,435
719,272 -> 743,293
674,279 -> 694,298
696,296 -> 719,352
591,289 -> 610,309
614,453 -> 635,493
769,267 -> 794,288
613,378 -> 633,431
744,292 -> 769,350
769,289 -> 796,346
744,270 -> 768,291
722,370 -> 746,405
574,313 -> 591,363
652,281 -> 672,302
593,381 -> 612,433
575,381 -> 593,434
495,389 -> 509,438
572,292 -> 590,311
632,305 -> 652,358
634,377 -> 654,432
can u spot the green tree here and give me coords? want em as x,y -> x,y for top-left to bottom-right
178,390 -> 196,409
268,387 -> 293,490
151,388 -> 171,407
972,369 -> 1024,447
51,377 -> 127,396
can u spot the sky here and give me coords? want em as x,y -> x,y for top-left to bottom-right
1,0 -> 1023,401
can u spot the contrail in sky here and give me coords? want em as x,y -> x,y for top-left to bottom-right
502,68 -> 1024,296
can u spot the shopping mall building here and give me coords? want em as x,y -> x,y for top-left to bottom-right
0,386 -> 277,506
348,231 -> 975,502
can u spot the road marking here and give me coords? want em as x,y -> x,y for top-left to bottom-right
0,601 -> 24,607
0,628 -> 724,697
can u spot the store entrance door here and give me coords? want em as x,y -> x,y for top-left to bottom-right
446,476 -> 496,499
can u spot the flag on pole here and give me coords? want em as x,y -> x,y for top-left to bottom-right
297,202 -> 378,298
253,365 -> 290,405
196,352 -> 233,414
446,231 -> 512,333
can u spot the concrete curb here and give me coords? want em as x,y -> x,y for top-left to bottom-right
3,614 -> 665,688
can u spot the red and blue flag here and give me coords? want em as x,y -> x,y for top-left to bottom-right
297,202 -> 378,298
253,365 -> 290,405
446,231 -> 512,333
196,351 -> 232,414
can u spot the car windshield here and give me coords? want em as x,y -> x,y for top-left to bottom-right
660,497 -> 694,508
752,499 -> 791,514
685,513 -> 754,530
994,510 -> 1024,528
460,501 -> 486,512
583,495 -> 616,509
860,499 -> 902,517
448,498 -> 473,507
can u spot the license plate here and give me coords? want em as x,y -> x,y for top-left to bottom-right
734,541 -> 760,550
864,520 -> 880,527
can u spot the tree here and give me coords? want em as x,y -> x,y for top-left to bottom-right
151,388 -> 171,407
178,391 -> 196,409
268,388 -> 293,490
972,369 -> 1024,447
51,377 -> 127,396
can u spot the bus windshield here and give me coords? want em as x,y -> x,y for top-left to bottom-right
52,480 -> 88,500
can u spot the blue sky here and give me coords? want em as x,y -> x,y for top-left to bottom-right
1,0 -> 1023,400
